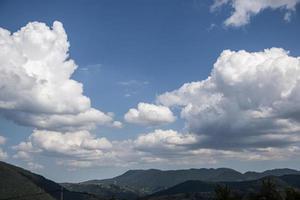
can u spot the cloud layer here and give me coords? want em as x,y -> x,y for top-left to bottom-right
14,128 -> 300,169
211,0 -> 300,27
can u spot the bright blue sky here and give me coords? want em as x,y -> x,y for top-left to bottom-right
0,0 -> 300,182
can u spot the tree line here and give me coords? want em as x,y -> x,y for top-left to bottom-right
215,178 -> 300,200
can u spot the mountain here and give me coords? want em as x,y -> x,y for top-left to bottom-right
1,161 -> 300,200
0,161 -> 103,200
62,182 -> 140,200
244,168 -> 300,180
82,168 -> 244,194
80,168 -> 300,194
145,175 -> 300,200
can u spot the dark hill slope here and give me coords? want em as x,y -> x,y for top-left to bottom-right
62,182 -> 140,200
0,161 -> 55,200
0,161 -> 102,200
148,175 -> 300,198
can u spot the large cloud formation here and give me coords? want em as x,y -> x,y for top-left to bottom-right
157,48 -> 300,150
0,21 -> 119,131
13,127 -> 300,169
14,130 -> 113,160
5,21 -> 300,169
12,128 -> 222,168
14,48 -> 300,169
13,129 -> 162,168
211,0 -> 300,27
0,21 -> 123,168
124,103 -> 176,126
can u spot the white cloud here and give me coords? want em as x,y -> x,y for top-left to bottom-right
14,129 -> 139,168
0,149 -> 7,160
13,128 -> 300,169
117,80 -> 149,86
12,129 -> 201,168
14,130 -> 113,159
13,129 -> 197,168
135,129 -> 197,150
13,151 -> 32,161
158,48 -> 300,149
211,0 -> 300,27
124,103 -> 176,126
0,21 -> 119,130
57,160 -> 93,169
0,136 -> 7,160
0,136 -> 6,145
27,162 -> 44,170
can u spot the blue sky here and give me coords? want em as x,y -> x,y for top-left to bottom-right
0,0 -> 300,182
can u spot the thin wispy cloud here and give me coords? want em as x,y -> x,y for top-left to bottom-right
211,0 -> 300,27
80,63 -> 102,71
117,80 -> 149,86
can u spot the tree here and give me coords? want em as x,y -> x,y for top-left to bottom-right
109,194 -> 116,200
252,178 -> 283,200
214,184 -> 240,200
285,188 -> 300,200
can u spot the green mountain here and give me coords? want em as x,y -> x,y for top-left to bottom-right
145,175 -> 300,200
80,168 -> 300,194
82,168 -> 245,194
0,161 -> 103,200
243,169 -> 300,180
2,160 -> 299,200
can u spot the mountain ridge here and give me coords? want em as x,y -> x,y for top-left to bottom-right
72,167 -> 300,195
144,174 -> 300,200
1,160 -> 300,200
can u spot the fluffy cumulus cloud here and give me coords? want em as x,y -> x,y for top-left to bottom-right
135,129 -> 197,151
0,135 -> 8,160
124,103 -> 176,126
13,129 -> 214,168
13,128 -> 300,169
13,129 -> 137,168
0,21 -> 119,131
157,48 -> 300,150
0,21 -> 125,169
211,0 -> 300,27
14,130 -> 113,160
